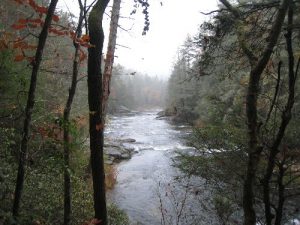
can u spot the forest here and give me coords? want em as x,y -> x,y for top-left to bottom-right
0,0 -> 300,225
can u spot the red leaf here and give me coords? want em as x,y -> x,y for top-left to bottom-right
28,0 -> 37,9
35,6 -> 48,14
11,24 -> 26,30
18,18 -> 28,24
14,55 -> 25,62
28,18 -> 43,24
52,15 -> 59,22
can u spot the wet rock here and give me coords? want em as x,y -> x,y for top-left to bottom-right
120,138 -> 136,143
156,108 -> 177,119
120,153 -> 130,159
123,146 -> 135,152
104,138 -> 137,163
105,159 -> 114,165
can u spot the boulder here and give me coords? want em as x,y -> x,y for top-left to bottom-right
120,138 -> 136,143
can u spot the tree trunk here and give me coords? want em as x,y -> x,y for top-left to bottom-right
12,0 -> 59,218
87,0 -> 109,224
63,2 -> 84,224
102,0 -> 121,115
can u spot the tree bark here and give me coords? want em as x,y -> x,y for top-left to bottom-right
87,0 -> 109,223
102,0 -> 121,115
275,161 -> 285,225
63,1 -> 84,224
12,0 -> 59,218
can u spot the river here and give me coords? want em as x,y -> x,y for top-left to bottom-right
106,110 -> 218,225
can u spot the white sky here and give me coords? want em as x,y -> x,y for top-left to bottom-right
57,0 -> 219,78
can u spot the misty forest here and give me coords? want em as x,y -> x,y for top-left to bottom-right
0,0 -> 300,225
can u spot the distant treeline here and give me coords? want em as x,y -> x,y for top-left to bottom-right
108,65 -> 166,112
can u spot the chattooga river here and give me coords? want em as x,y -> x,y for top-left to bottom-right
105,110 -> 218,225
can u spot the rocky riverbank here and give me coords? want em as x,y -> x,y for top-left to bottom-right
104,138 -> 137,164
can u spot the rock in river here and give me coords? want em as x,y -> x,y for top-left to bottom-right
104,138 -> 136,163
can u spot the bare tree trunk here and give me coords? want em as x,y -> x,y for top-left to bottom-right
102,0 -> 121,115
87,0 -> 109,223
63,1 -> 85,224
12,0 -> 59,218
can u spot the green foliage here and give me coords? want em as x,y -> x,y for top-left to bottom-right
0,121 -> 129,225
107,204 -> 130,225
176,124 -> 247,188
213,194 -> 237,224
0,127 -> 18,224
169,1 -> 300,223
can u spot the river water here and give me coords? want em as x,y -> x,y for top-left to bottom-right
106,111 -> 217,225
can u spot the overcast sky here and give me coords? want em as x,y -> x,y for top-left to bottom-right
57,0 -> 219,78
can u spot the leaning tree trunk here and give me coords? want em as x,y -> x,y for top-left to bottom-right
102,0 -> 121,115
87,0 -> 109,224
63,1 -> 85,224
12,0 -> 59,218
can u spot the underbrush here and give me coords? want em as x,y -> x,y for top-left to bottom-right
0,125 -> 128,225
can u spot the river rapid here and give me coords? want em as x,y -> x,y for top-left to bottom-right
105,110 -> 217,225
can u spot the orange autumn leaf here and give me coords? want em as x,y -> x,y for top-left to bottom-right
13,41 -> 27,49
14,55 -> 25,62
79,49 -> 87,62
69,31 -> 76,39
81,34 -> 90,42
